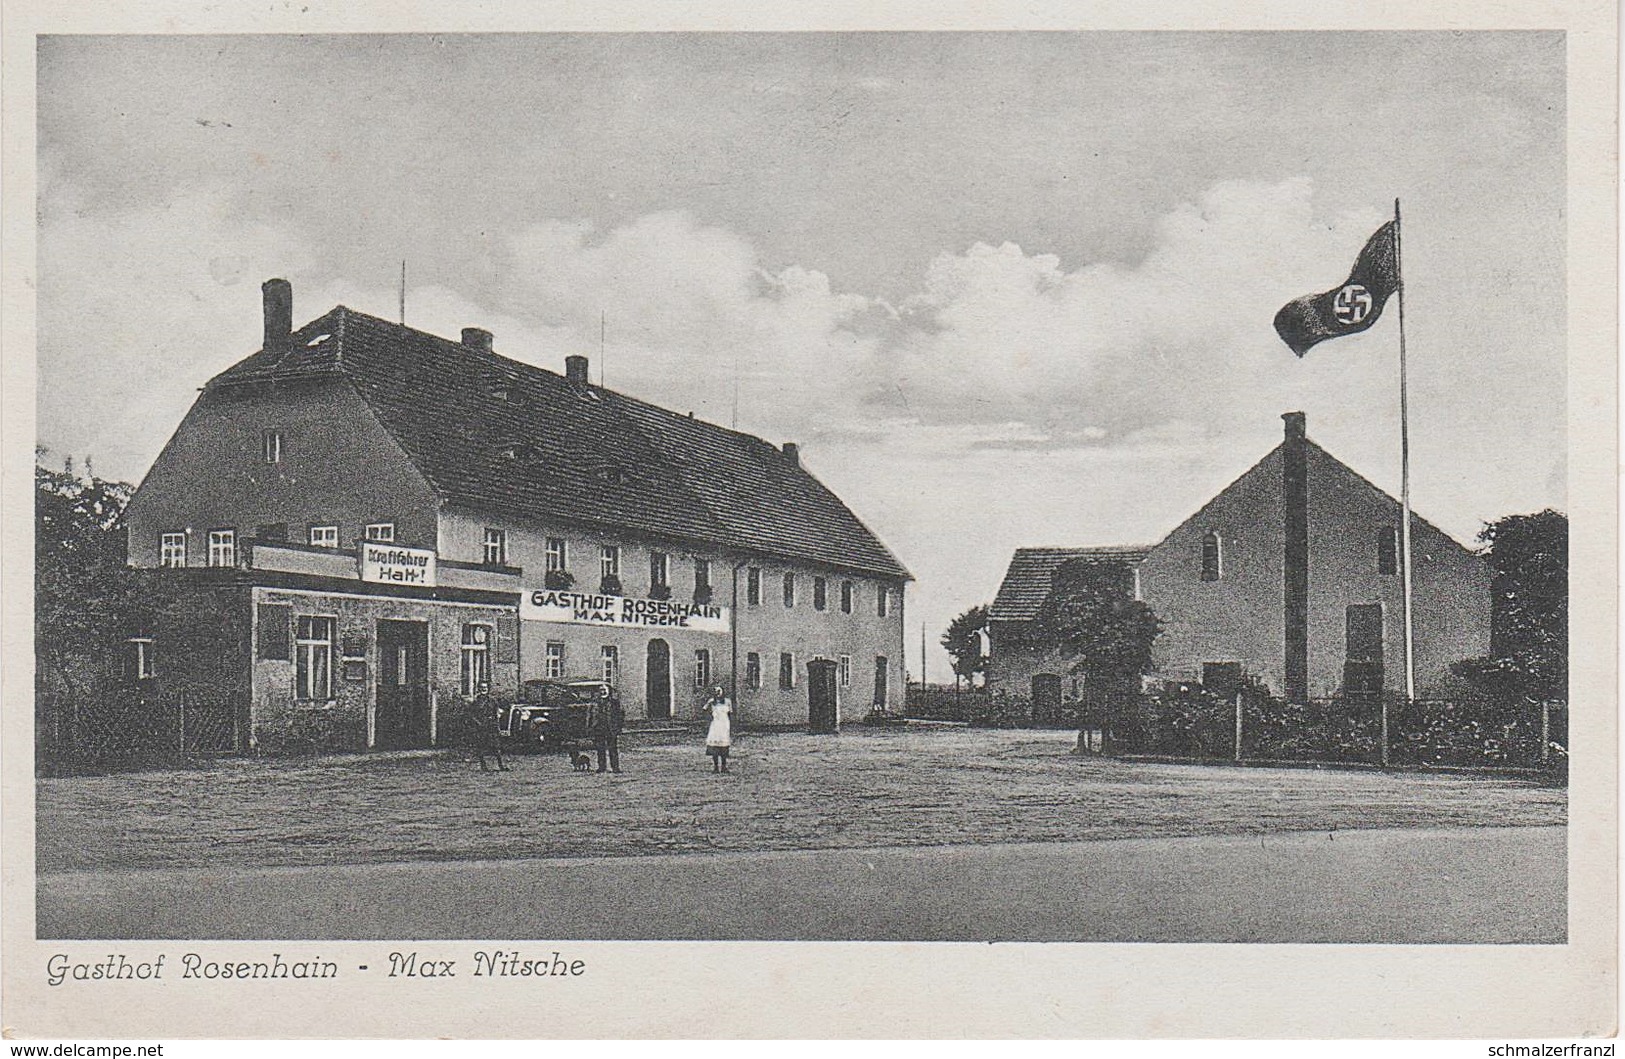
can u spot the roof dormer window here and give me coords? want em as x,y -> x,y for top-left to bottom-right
496,441 -> 543,465
483,371 -> 515,401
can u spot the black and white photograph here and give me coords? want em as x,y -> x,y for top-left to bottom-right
4,0 -> 1616,1041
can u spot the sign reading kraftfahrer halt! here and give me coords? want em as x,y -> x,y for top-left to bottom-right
359,543 -> 438,586
522,589 -> 730,633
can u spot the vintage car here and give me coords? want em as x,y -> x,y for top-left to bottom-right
498,678 -> 614,751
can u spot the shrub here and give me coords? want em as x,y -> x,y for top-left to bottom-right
966,689 -> 1032,728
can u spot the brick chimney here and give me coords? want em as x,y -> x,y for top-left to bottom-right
1282,411 -> 1309,702
782,442 -> 800,467
565,355 -> 590,386
461,328 -> 493,352
262,278 -> 293,353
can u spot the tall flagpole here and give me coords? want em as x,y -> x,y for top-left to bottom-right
1392,198 -> 1416,767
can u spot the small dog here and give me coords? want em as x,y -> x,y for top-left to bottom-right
569,749 -> 593,772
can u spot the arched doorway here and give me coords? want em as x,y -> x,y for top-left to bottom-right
646,639 -> 672,720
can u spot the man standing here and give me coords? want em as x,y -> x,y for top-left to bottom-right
466,681 -> 509,773
586,684 -> 624,773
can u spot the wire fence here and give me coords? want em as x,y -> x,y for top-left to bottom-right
38,683 -> 242,774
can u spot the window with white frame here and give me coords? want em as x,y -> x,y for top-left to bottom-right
295,616 -> 336,701
159,533 -> 187,568
746,567 -> 761,606
694,648 -> 712,689
544,641 -> 566,679
365,523 -> 395,542
838,654 -> 852,688
460,624 -> 492,697
877,585 -> 889,617
600,545 -> 620,580
546,537 -> 567,572
694,559 -> 711,596
601,645 -> 620,686
127,637 -> 156,680
309,525 -> 339,548
783,572 -> 796,608
813,576 -> 828,611
841,580 -> 854,614
778,651 -> 796,690
262,430 -> 283,464
745,652 -> 762,690
483,527 -> 507,566
207,529 -> 236,568
650,551 -> 669,589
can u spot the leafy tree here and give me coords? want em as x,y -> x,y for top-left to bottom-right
1453,509 -> 1567,707
35,449 -> 140,750
1024,558 -> 1161,751
940,604 -> 990,690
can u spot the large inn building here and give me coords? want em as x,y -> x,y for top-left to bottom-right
122,279 -> 910,753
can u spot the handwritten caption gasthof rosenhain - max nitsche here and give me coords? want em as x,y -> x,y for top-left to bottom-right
46,950 -> 587,985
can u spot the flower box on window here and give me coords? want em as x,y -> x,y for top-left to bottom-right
544,568 -> 575,591
599,574 -> 624,596
694,584 -> 714,606
649,583 -> 672,601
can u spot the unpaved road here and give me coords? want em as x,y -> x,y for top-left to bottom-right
37,727 -> 1565,873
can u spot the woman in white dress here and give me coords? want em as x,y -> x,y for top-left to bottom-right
703,685 -> 732,773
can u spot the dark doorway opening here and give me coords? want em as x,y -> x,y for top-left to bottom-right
1202,662 -> 1244,697
1344,604 -> 1385,702
646,638 -> 672,720
375,619 -> 430,750
808,658 -> 839,733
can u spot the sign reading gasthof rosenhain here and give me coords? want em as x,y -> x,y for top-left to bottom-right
358,543 -> 438,586
522,589 -> 730,633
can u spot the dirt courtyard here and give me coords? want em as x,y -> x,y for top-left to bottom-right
36,725 -> 1565,873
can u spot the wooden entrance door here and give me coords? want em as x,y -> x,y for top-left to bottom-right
807,658 -> 839,733
1344,604 -> 1385,702
376,620 -> 430,749
646,638 -> 672,720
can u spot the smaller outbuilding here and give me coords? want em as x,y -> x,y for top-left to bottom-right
987,412 -> 1491,711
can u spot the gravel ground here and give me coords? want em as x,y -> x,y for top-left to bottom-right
35,725 -> 1566,873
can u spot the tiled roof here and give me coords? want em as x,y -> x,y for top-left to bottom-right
989,546 -> 1150,622
209,308 -> 909,580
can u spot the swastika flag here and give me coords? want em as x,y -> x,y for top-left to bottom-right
1273,221 -> 1400,356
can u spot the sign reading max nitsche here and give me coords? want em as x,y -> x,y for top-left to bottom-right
523,589 -> 730,633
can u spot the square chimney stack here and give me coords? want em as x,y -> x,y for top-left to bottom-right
262,278 -> 293,353
566,355 -> 590,386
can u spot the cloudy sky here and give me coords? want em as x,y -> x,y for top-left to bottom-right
37,32 -> 1566,678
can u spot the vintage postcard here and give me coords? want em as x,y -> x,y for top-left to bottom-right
2,0 -> 1616,1041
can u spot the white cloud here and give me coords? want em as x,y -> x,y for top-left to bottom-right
493,210 -> 882,440
442,179 -> 1392,459
889,178 -> 1389,442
